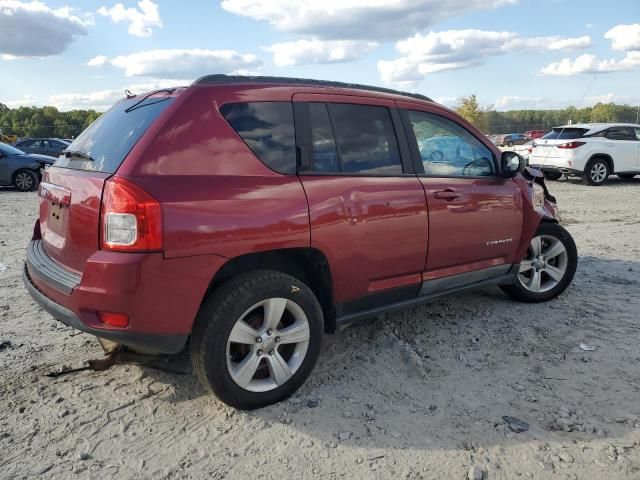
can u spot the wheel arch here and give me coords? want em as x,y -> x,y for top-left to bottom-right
204,248 -> 336,333
587,153 -> 614,172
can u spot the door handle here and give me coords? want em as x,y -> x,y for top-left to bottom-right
433,190 -> 461,200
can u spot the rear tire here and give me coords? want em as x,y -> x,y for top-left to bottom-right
191,270 -> 324,410
544,171 -> 563,181
582,158 -> 610,186
12,169 -> 39,191
618,173 -> 636,180
501,222 -> 577,303
507,141 -> 514,147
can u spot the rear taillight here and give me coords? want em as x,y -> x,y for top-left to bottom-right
557,141 -> 585,149
100,177 -> 162,252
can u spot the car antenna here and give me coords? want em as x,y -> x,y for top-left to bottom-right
529,75 -> 597,186
125,89 -> 135,99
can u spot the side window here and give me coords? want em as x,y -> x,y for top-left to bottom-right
331,103 -> 402,174
406,110 -> 495,177
309,103 -> 340,172
606,127 -> 635,141
220,102 -> 296,174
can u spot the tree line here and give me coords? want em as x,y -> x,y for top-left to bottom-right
1,99 -> 638,141
455,95 -> 640,134
0,103 -> 101,140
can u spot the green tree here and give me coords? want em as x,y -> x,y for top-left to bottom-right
455,94 -> 488,132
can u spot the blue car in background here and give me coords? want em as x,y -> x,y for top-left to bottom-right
0,142 -> 56,191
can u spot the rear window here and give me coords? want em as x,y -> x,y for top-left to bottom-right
220,102 -> 296,174
54,95 -> 174,173
542,128 -> 587,140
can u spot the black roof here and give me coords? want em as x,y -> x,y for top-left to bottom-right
193,74 -> 433,103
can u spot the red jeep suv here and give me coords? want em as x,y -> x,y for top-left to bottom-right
24,75 -> 577,409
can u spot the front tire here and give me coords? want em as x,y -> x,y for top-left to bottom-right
501,223 -> 577,303
191,270 -> 324,409
13,169 -> 39,191
582,158 -> 610,186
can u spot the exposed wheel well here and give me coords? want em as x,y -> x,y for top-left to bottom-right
204,248 -> 336,333
587,154 -> 614,173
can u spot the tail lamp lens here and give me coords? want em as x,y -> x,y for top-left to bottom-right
101,177 -> 162,251
557,141 -> 585,149
98,311 -> 129,328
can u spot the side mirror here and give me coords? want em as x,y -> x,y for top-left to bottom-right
500,151 -> 524,178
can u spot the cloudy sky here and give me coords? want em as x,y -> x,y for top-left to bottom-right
1,0 -> 639,111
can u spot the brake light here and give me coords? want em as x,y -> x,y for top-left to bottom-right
101,177 -> 162,251
557,141 -> 585,149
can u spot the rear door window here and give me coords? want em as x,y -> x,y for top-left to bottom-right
55,95 -> 175,173
309,103 -> 340,172
605,127 -> 636,141
220,102 -> 296,174
308,102 -> 402,175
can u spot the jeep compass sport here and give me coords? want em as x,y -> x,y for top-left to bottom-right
24,75 -> 577,409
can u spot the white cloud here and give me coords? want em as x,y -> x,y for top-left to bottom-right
378,29 -> 591,85
539,52 -> 640,76
265,39 -> 378,67
87,54 -> 109,66
48,80 -> 188,110
221,0 -> 518,41
0,1 -> 91,57
89,48 -> 263,78
492,93 -> 640,111
3,94 -> 38,108
97,0 -> 161,37
605,24 -> 640,52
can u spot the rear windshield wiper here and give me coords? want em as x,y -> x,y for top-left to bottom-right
125,88 -> 176,113
63,150 -> 94,161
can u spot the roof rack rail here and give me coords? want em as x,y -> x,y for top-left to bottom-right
193,74 -> 433,103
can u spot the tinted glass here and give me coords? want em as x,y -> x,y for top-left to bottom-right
407,110 -> 495,177
542,128 -> 587,140
309,103 -> 339,172
221,102 -> 296,174
328,103 -> 402,174
55,96 -> 174,173
606,127 -> 636,141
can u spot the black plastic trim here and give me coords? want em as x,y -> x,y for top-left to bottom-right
194,74 -> 433,102
336,264 -> 518,329
23,264 -> 187,354
419,264 -> 511,296
26,240 -> 80,294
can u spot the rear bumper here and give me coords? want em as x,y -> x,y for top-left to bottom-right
24,239 -> 227,354
23,265 -> 187,353
528,164 -> 582,176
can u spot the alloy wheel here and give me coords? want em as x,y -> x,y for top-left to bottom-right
15,171 -> 34,191
518,234 -> 568,293
590,162 -> 607,184
226,298 -> 310,392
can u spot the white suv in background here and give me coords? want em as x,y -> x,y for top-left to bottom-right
528,123 -> 640,186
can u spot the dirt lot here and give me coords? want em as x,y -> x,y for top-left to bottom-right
1,176 -> 639,479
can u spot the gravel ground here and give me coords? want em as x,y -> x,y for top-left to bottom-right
1,176 -> 640,479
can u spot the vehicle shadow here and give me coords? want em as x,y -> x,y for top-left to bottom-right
143,254 -> 640,450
